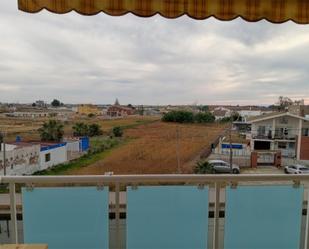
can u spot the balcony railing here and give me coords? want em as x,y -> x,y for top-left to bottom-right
252,133 -> 297,140
1,174 -> 309,249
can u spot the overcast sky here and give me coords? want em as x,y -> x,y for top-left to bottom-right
1,1 -> 309,105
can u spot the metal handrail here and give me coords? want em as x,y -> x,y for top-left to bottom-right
1,174 -> 309,184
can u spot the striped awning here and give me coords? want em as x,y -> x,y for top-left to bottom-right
18,0 -> 309,24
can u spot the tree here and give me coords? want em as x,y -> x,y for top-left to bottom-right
231,112 -> 242,121
199,105 -> 209,112
88,124 -> 103,137
138,105 -> 144,116
72,122 -> 103,137
72,122 -> 89,136
32,103 -> 36,107
162,110 -> 194,123
51,99 -> 61,107
88,113 -> 95,118
220,116 -> 232,123
38,120 -> 64,142
112,126 -> 123,137
276,96 -> 293,111
194,112 -> 215,123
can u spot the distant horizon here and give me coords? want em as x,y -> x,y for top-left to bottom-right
0,100 -> 301,107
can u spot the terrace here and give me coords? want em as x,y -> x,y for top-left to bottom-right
2,0 -> 309,248
1,174 -> 309,249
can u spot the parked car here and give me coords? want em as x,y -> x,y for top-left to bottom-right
208,160 -> 240,174
284,164 -> 309,174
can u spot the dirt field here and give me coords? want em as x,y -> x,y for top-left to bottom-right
68,121 -> 227,175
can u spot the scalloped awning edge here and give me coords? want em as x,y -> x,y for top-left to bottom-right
18,0 -> 309,24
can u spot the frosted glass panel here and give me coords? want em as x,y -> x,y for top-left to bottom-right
22,187 -> 109,249
224,185 -> 303,249
127,186 -> 209,249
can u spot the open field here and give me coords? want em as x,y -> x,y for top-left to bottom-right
68,121 -> 228,175
0,115 -> 158,141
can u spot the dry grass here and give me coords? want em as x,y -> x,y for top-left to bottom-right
69,121 -> 227,175
0,115 -> 158,141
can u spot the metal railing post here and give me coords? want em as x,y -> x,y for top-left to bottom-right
9,182 -> 18,243
115,182 -> 120,248
213,182 -> 220,249
304,190 -> 309,249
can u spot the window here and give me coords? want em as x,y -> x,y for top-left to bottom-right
278,142 -> 287,149
279,117 -> 288,124
303,128 -> 309,136
257,126 -> 266,136
289,143 -> 295,149
45,153 -> 51,162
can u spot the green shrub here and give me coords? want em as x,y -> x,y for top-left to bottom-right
194,160 -> 213,174
112,126 -> 123,137
162,110 -> 194,123
73,122 -> 103,137
162,110 -> 215,124
194,112 -> 215,123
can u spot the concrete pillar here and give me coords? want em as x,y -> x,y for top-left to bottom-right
297,119 -> 302,160
274,151 -> 282,168
251,151 -> 258,168
272,118 -> 276,139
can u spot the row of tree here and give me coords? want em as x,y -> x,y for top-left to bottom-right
38,120 -> 123,142
72,123 -> 102,137
162,110 -> 215,123
32,99 -> 64,107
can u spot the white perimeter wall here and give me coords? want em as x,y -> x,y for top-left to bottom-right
0,145 -> 40,176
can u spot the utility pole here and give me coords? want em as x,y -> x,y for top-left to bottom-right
176,126 -> 181,174
1,132 -> 6,176
229,124 -> 233,172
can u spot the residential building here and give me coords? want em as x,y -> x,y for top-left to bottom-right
6,111 -> 51,118
64,137 -> 89,160
39,142 -> 68,170
288,105 -> 309,118
0,140 -> 69,175
212,107 -> 232,120
248,112 -> 309,160
107,99 -> 135,117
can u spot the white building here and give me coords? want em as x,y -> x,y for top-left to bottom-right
0,141 -> 68,175
7,111 -> 50,118
39,142 -> 68,170
248,112 -> 309,160
212,107 -> 232,120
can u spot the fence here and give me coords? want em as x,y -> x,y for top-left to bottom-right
1,174 -> 309,249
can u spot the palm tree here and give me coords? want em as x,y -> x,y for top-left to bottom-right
72,122 -> 89,136
38,120 -> 64,142
194,160 -> 212,174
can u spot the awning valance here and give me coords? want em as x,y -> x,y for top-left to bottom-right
18,0 -> 309,24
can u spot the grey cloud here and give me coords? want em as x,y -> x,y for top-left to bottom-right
0,1 -> 309,105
